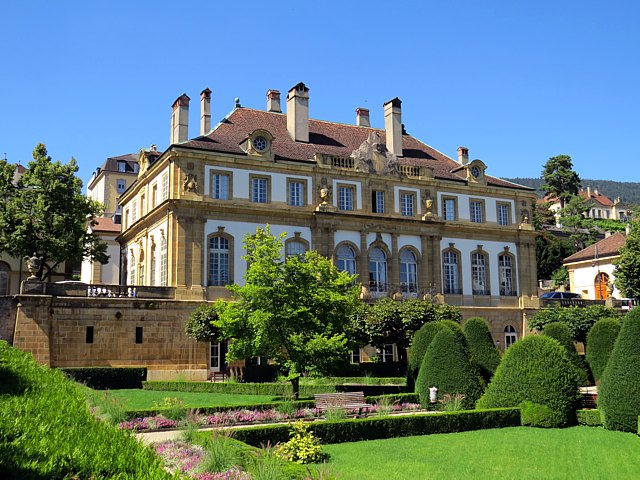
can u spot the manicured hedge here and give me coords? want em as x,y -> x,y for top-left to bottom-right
416,327 -> 484,409
123,392 -> 421,421
542,322 -> 590,385
60,367 -> 147,390
577,409 -> 603,426
143,380 -> 337,397
408,320 -> 460,389
586,317 -> 621,383
463,317 -> 501,383
0,341 -> 170,479
477,335 -> 580,427
599,309 -> 640,432
232,408 -> 521,446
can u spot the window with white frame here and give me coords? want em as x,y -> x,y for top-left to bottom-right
338,186 -> 354,211
400,249 -> 418,294
117,180 -> 126,193
131,200 -> 138,223
379,344 -> 394,363
212,173 -> 230,200
369,247 -> 387,293
118,161 -> 127,173
471,252 -> 488,295
286,240 -> 307,258
288,180 -> 304,207
497,203 -> 510,225
161,173 -> 169,201
470,200 -> 484,223
401,192 -> 415,217
129,253 -> 136,285
251,177 -> 268,203
160,236 -> 168,286
499,254 -> 515,296
443,250 -> 460,294
443,197 -> 456,221
350,348 -> 361,364
151,184 -> 157,208
505,325 -> 517,348
149,245 -> 156,286
336,245 -> 357,275
208,236 -> 230,286
372,190 -> 385,213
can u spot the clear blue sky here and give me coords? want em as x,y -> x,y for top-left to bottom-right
2,1 -> 639,187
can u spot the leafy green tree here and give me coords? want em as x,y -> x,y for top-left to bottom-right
415,328 -> 484,409
551,266 -> 570,290
542,322 -> 590,385
586,317 -> 621,383
534,200 -> 575,280
558,195 -> 599,251
613,221 -> 640,298
0,144 -> 107,280
213,226 -> 360,399
541,154 -> 581,209
184,303 -> 220,341
477,335 -> 579,427
407,320 -> 460,390
528,305 -> 618,344
599,309 -> 640,432
463,317 -> 501,383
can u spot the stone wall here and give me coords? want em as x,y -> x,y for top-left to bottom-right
0,296 -> 18,344
12,295 -> 209,380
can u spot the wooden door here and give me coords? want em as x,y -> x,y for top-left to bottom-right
594,272 -> 609,300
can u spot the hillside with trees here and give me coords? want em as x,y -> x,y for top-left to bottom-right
503,177 -> 640,204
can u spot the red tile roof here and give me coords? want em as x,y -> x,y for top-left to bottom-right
578,189 -> 614,207
91,217 -> 121,233
180,108 -> 529,190
563,232 -> 626,263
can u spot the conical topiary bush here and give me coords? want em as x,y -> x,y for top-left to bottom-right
543,322 -> 590,386
599,309 -> 640,432
415,327 -> 484,409
476,335 -> 579,427
586,317 -> 621,384
408,320 -> 460,391
463,317 -> 501,383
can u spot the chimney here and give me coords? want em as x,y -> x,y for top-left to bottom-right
200,88 -> 211,135
605,231 -> 611,238
626,224 -> 631,235
286,82 -> 309,142
170,93 -> 190,144
383,97 -> 403,156
587,186 -> 591,197
594,188 -> 599,196
267,89 -> 281,113
356,107 -> 370,127
458,146 -> 469,165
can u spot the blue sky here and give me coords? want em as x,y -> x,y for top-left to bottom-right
2,1 -> 639,187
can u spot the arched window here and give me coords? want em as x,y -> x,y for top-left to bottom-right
505,325 -> 517,348
499,254 -> 516,296
369,247 -> 387,293
595,272 -> 610,300
160,236 -> 168,286
129,253 -> 136,285
286,240 -> 307,258
443,250 -> 461,294
138,248 -> 145,286
208,236 -> 230,286
336,245 -> 357,275
400,249 -> 418,295
0,262 -> 10,296
471,252 -> 489,295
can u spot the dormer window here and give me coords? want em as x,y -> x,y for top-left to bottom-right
253,136 -> 268,152
246,129 -> 274,158
464,159 -> 487,184
118,161 -> 127,173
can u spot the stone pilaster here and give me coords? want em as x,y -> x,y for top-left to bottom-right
359,230 -> 369,286
390,233 -> 400,289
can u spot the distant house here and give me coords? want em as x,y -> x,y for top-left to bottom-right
563,232 -> 627,299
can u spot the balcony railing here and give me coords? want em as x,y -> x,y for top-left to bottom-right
20,280 -> 176,299
472,289 -> 491,296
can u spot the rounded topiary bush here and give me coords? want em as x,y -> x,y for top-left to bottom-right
408,320 -> 461,390
415,327 -> 484,409
543,322 -> 590,386
463,317 -> 501,383
586,317 -> 621,384
476,335 -> 579,427
599,309 -> 640,432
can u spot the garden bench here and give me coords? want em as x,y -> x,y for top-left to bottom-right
314,391 -> 372,417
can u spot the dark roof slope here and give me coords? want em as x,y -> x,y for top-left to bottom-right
179,108 -> 527,190
99,153 -> 138,173
564,232 -> 627,264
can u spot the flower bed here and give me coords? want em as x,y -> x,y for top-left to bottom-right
155,441 -> 251,479
120,403 -> 423,432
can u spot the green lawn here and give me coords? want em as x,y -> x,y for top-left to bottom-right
104,389 -> 277,410
322,426 -> 640,479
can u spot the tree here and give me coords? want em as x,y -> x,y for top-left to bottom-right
477,335 -> 579,428
542,322 -> 590,386
528,305 -> 618,344
541,154 -> 581,209
213,226 -> 360,399
463,317 -> 501,383
185,303 -> 220,342
0,144 -> 108,280
585,317 -> 621,383
407,320 -> 460,390
558,195 -> 598,251
613,221 -> 640,298
599,309 -> 640,432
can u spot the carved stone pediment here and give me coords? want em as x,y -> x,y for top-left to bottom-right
351,132 -> 399,175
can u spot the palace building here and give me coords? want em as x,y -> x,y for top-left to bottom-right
117,82 -> 538,307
